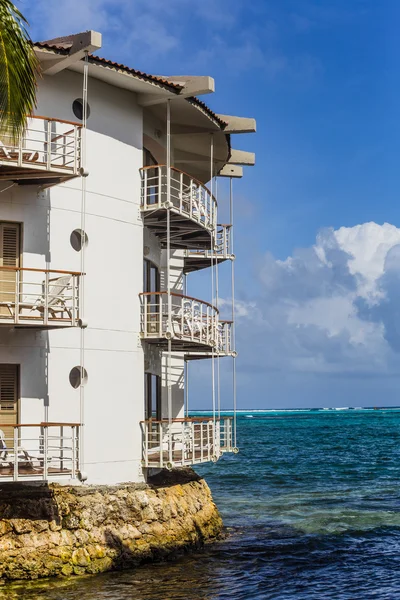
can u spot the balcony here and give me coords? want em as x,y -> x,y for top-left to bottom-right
218,320 -> 235,355
141,416 -> 234,469
0,267 -> 81,328
140,291 -> 218,351
140,165 -> 217,250
184,224 -> 234,273
0,116 -> 82,186
0,423 -> 80,482
185,320 -> 236,361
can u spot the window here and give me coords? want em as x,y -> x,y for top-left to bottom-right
143,148 -> 157,167
70,229 -> 88,252
143,259 -> 160,294
143,148 -> 158,206
0,222 -> 20,317
69,366 -> 88,389
144,373 -> 161,420
0,364 -> 19,447
72,98 -> 90,121
143,259 -> 160,334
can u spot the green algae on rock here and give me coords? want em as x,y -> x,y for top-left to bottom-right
0,469 -> 223,581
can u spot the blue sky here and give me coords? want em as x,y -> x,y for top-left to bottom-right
23,0 -> 400,408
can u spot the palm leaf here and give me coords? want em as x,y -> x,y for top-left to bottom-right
0,0 -> 39,145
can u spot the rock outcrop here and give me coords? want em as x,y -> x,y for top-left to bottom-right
0,469 -> 222,580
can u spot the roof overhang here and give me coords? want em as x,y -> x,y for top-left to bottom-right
34,32 -> 256,183
216,115 -> 256,134
40,31 -> 102,75
138,76 -> 215,106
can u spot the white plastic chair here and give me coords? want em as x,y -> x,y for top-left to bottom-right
0,428 -> 35,470
0,140 -> 39,163
0,274 -> 73,320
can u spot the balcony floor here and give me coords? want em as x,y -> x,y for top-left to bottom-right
0,163 -> 78,187
145,447 -> 220,468
183,254 -> 231,274
0,316 -> 77,329
0,464 -> 73,481
142,335 -> 216,352
143,209 -> 213,250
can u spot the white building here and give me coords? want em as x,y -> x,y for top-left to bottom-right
0,31 -> 255,485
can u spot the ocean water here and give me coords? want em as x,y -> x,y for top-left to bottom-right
5,408 -> 400,600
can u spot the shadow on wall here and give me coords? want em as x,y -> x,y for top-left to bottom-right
20,187 -> 52,264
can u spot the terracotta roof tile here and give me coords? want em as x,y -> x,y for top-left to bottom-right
187,97 -> 228,129
34,42 -> 227,129
34,42 -> 183,92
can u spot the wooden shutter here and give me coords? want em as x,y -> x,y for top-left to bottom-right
0,223 -> 20,317
0,364 -> 18,446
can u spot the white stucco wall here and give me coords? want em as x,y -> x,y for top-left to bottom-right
0,69 -> 145,484
0,67 -> 202,485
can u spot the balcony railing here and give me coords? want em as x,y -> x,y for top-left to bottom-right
0,267 -> 81,327
0,423 -> 80,482
218,320 -> 235,355
140,165 -> 217,249
185,320 -> 235,361
184,224 -> 233,273
141,416 -> 234,468
140,291 -> 218,350
0,116 -> 82,183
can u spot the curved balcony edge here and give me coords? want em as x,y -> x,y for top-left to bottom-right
140,291 -> 219,351
140,165 -> 217,250
184,224 -> 234,273
184,320 -> 236,360
140,416 -> 234,469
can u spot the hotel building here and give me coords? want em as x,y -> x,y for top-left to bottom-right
0,30 -> 255,485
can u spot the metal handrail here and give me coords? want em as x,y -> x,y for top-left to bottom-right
140,291 -> 219,347
218,320 -> 234,354
186,224 -> 233,259
0,115 -> 82,176
0,266 -> 81,326
0,423 -> 80,482
140,165 -> 217,232
141,416 -> 234,468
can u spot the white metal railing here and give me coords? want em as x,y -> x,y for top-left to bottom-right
140,291 -> 218,348
218,320 -> 234,355
0,423 -> 80,482
141,417 -> 233,468
0,116 -> 82,176
186,224 -> 233,260
140,165 -> 217,232
0,267 -> 81,326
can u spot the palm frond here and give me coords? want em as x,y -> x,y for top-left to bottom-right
0,0 -> 39,144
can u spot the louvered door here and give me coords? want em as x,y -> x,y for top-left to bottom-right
0,223 -> 20,317
0,364 -> 18,447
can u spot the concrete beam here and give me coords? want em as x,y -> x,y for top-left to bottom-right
164,76 -> 215,96
41,31 -> 102,75
137,76 -> 215,107
228,149 -> 255,166
219,165 -> 243,178
216,115 -> 256,134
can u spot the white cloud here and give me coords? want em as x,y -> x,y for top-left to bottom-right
334,222 -> 400,299
236,222 -> 400,376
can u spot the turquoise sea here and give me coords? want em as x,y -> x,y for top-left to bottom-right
6,408 -> 400,600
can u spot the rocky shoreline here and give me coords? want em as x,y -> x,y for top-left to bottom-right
0,469 -> 223,581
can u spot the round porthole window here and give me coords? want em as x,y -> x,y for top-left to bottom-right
69,366 -> 88,389
72,98 -> 90,121
70,229 -> 88,252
